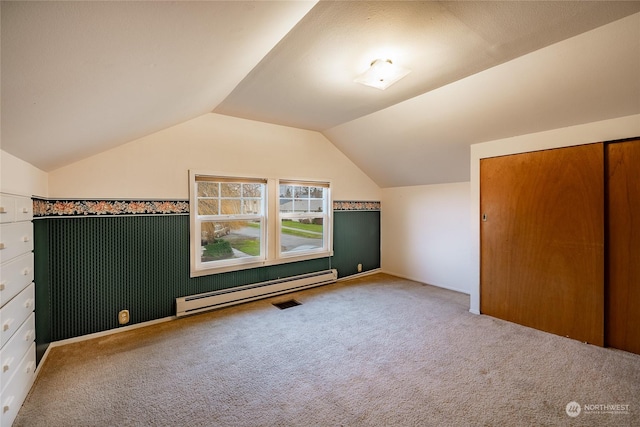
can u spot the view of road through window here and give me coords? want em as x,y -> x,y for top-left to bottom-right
201,220 -> 322,262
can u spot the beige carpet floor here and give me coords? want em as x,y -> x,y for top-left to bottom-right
14,273 -> 640,426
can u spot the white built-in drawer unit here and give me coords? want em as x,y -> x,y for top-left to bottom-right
0,193 -> 35,427
0,342 -> 35,427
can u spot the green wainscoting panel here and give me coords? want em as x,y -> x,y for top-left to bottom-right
33,209 -> 380,351
332,211 -> 381,277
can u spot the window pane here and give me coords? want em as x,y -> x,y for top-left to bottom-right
198,199 -> 219,215
200,220 -> 261,262
309,186 -> 324,198
221,183 -> 241,197
279,184 -> 325,213
243,199 -> 261,215
280,198 -> 293,213
221,199 -> 241,215
198,182 -> 219,197
310,199 -> 323,213
294,186 -> 309,198
243,183 -> 262,198
295,199 -> 310,213
280,185 -> 293,198
280,218 -> 323,254
201,221 -> 230,243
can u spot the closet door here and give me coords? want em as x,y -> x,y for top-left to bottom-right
480,143 -> 604,345
607,139 -> 640,354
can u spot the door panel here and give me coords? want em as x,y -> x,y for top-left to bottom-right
607,139 -> 640,354
481,143 -> 604,345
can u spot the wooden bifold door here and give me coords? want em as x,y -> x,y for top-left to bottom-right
481,139 -> 640,354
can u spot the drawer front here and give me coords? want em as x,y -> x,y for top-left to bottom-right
0,342 -> 35,427
0,284 -> 34,348
13,197 -> 33,223
0,195 -> 32,224
0,253 -> 34,307
0,313 -> 34,393
0,222 -> 33,264
0,196 -> 15,224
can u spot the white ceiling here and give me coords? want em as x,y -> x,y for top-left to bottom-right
2,1 -> 640,187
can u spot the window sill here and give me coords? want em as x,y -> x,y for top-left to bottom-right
190,250 -> 333,278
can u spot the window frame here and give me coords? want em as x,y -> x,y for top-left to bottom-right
190,171 -> 333,278
277,180 -> 331,259
190,173 -> 268,276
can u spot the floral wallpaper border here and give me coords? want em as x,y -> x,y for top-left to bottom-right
33,199 -> 189,217
332,201 -> 380,211
33,198 -> 380,217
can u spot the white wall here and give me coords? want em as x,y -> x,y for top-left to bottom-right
469,113 -> 640,314
0,149 -> 48,197
381,182 -> 473,295
48,113 -> 380,201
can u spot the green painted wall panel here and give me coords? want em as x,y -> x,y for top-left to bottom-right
332,211 -> 381,277
33,210 -> 380,352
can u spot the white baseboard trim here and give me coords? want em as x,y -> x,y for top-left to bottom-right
337,268 -> 382,282
36,316 -> 176,375
54,316 -> 177,347
469,309 -> 481,315
380,269 -> 471,296
34,345 -> 53,378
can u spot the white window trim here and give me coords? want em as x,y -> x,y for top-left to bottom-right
277,180 -> 332,260
189,171 -> 333,278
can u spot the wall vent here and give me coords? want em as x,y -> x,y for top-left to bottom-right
273,300 -> 301,310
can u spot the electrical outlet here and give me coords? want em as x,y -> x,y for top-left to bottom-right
357,263 -> 363,273
118,309 -> 130,325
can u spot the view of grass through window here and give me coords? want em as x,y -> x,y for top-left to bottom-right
281,220 -> 322,238
201,220 -> 261,261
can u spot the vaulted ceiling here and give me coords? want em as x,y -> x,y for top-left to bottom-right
2,1 -> 640,187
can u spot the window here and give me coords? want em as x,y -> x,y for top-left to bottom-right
190,172 -> 332,277
278,181 -> 330,257
191,175 -> 267,274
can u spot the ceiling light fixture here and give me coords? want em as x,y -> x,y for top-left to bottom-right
354,59 -> 411,90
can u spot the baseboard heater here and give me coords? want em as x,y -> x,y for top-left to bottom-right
176,269 -> 338,317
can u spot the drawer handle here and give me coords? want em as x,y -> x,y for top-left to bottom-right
3,396 -> 14,413
25,330 -> 34,341
22,236 -> 30,243
0,282 -> 5,291
0,207 -> 6,214
3,319 -> 13,332
24,299 -> 34,309
25,361 -> 35,373
0,243 -> 5,250
22,268 -> 30,276
3,357 -> 13,372
21,207 -> 29,214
